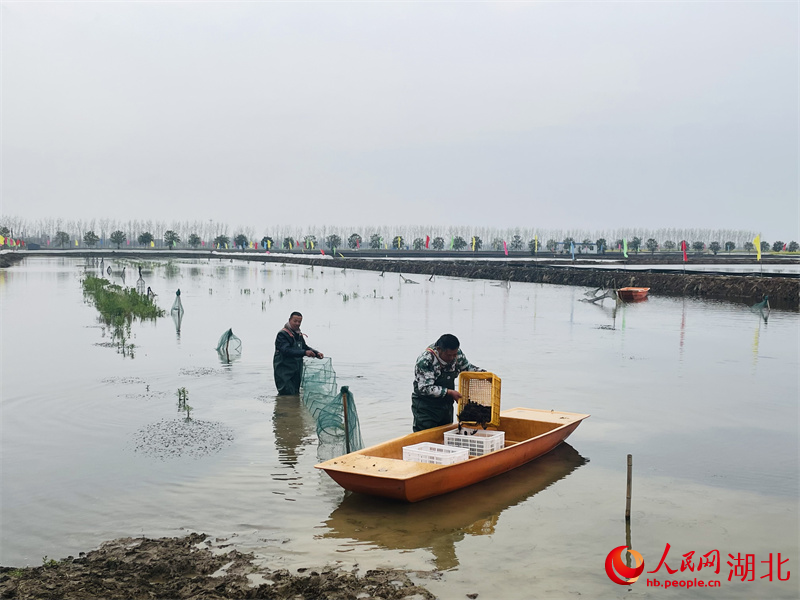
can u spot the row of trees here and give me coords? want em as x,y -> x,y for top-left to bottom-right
2,216 -> 780,250
15,225 -> 797,256
2,218 -> 797,254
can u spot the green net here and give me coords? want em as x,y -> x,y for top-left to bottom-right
750,295 -> 770,323
750,295 -> 770,312
301,357 -> 363,457
215,328 -> 242,362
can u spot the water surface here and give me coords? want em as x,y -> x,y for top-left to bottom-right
1,257 -> 797,598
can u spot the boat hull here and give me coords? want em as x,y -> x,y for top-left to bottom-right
617,287 -> 650,302
316,408 -> 589,502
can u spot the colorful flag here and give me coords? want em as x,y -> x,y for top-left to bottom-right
450,237 -> 454,249
681,240 -> 687,262
471,237 -> 476,251
503,240 -> 508,256
623,239 -> 628,258
150,241 -> 155,247
534,235 -> 538,253
753,235 -> 761,261
320,249 -> 325,255
425,235 -> 430,249
267,239 -> 271,250
75,240 -> 79,246
783,243 -> 787,251
0,235 -> 5,245
356,238 -> 360,249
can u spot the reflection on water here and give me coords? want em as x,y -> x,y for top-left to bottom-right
321,443 -> 588,570
587,296 -> 619,330
172,308 -> 183,335
272,395 -> 315,469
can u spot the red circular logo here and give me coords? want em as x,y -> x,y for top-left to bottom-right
605,545 -> 645,585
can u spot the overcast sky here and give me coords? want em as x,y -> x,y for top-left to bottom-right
1,2 -> 797,238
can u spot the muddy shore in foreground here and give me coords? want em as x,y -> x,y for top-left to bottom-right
0,533 -> 440,600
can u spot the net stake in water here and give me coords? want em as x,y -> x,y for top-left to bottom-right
625,454 -> 633,521
341,386 -> 351,454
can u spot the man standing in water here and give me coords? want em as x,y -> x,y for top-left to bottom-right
412,334 -> 485,431
273,311 -> 324,396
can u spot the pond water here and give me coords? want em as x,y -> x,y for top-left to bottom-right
1,256 -> 797,599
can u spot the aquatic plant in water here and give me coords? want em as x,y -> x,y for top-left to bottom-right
82,275 -> 165,357
176,387 -> 192,420
83,276 -> 165,322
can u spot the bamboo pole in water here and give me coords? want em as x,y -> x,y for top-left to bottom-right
625,454 -> 633,521
342,386 -> 351,454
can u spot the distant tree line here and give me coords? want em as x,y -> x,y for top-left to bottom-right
1,217 -> 797,255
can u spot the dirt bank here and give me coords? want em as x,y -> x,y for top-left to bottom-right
267,257 -> 799,311
0,252 -> 24,268
13,250 -> 800,309
0,533 -> 438,600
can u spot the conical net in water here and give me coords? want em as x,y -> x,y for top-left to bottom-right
171,291 -> 184,333
301,357 -> 363,457
750,295 -> 770,312
215,329 -> 242,361
171,290 -> 184,316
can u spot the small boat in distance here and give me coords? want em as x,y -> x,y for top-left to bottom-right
616,287 -> 650,302
315,408 -> 589,502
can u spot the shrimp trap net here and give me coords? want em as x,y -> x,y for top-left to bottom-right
215,328 -> 242,362
301,357 -> 363,457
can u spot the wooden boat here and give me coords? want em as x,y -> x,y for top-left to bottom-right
616,287 -> 650,302
315,407 -> 589,502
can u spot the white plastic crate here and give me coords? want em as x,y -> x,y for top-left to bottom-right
444,428 -> 505,456
402,442 -> 469,465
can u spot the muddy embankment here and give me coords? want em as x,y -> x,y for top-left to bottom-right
9,250 -> 799,309
0,533 -> 437,600
0,253 -> 24,268
267,256 -> 800,310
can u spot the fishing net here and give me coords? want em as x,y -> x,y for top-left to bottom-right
750,295 -> 770,312
215,328 -> 242,362
750,295 -> 770,323
171,290 -> 184,333
135,266 -> 146,295
171,289 -> 184,314
301,357 -> 363,457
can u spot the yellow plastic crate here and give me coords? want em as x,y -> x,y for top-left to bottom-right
457,372 -> 501,428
